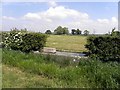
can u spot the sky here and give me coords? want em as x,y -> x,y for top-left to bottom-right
1,0 -> 119,34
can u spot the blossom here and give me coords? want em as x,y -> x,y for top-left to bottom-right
73,59 -> 76,62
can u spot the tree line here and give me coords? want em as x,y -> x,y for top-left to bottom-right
45,26 -> 89,36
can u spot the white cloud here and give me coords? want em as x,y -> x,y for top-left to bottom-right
97,19 -> 109,24
23,6 -> 89,22
111,17 -> 117,23
3,2 -> 118,34
97,17 -> 118,25
3,16 -> 16,20
23,13 -> 41,20
48,0 -> 57,7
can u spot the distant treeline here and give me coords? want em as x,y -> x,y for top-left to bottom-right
45,26 -> 90,35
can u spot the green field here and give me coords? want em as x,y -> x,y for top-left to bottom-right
46,35 -> 87,52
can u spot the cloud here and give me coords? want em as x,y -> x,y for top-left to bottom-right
3,16 -> 16,20
97,17 -> 118,24
48,0 -> 57,7
97,19 -> 109,24
111,17 -> 117,23
3,2 -> 118,34
23,13 -> 41,20
23,6 -> 89,23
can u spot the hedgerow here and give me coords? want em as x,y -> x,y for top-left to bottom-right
2,29 -> 47,53
85,35 -> 120,62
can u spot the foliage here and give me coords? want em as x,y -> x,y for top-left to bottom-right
84,30 -> 89,36
71,29 -> 76,35
2,29 -> 26,49
2,49 -> 120,88
110,27 -> 120,36
54,26 -> 69,35
76,29 -> 82,35
71,29 -> 82,35
2,29 -> 47,53
111,31 -> 120,36
20,33 -> 47,53
85,35 -> 120,62
45,30 -> 52,34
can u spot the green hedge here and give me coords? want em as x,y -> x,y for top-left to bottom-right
2,30 -> 47,53
85,35 -> 120,62
21,33 -> 47,53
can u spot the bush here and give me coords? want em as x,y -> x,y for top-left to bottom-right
21,33 -> 47,53
2,29 -> 47,53
2,30 -> 24,49
85,35 -> 120,62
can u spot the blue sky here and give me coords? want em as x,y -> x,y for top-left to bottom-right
2,2 -> 118,19
2,1 -> 118,34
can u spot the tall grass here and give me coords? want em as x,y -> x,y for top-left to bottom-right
2,65 -> 66,88
2,49 -> 120,88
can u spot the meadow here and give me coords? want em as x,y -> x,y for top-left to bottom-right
2,49 -> 120,88
46,35 -> 87,52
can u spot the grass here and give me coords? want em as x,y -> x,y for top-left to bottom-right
2,64 -> 66,88
46,35 -> 87,52
2,49 -> 120,88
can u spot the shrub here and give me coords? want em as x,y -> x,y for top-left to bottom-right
2,30 -> 24,49
85,35 -> 120,62
2,29 -> 47,53
21,33 -> 47,53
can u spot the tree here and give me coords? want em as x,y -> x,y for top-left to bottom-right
63,27 -> 69,34
54,26 -> 63,35
45,30 -> 52,34
111,27 -> 120,36
54,26 -> 69,35
112,27 -> 116,33
71,29 -> 76,35
71,29 -> 81,35
111,31 -> 120,36
84,30 -> 89,36
76,29 -> 82,35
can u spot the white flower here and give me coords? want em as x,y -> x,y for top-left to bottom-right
75,56 -> 77,58
5,37 -> 8,39
78,56 -> 81,59
18,32 -> 21,34
73,59 -> 76,62
15,34 -> 18,36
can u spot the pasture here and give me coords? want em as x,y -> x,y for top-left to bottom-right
46,35 -> 87,52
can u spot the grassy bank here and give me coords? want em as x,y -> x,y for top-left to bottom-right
46,35 -> 87,52
2,49 -> 120,88
3,64 -> 68,88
